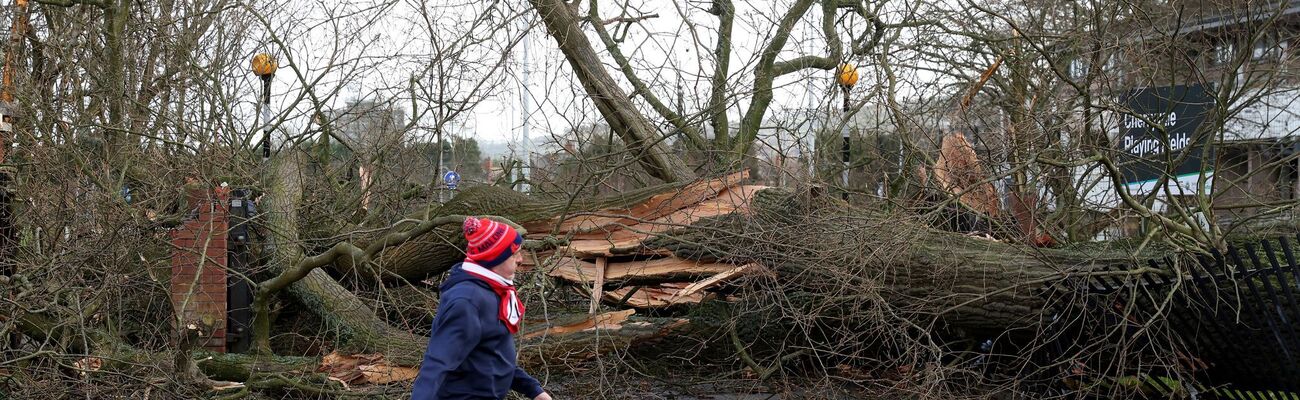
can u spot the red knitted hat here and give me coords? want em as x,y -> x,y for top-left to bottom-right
463,217 -> 522,268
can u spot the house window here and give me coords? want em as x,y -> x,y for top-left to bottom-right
1104,53 -> 1119,73
1069,58 -> 1087,79
1214,41 -> 1235,65
1252,32 -> 1282,61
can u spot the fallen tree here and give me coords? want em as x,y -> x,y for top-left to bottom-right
360,172 -> 1154,334
1,154 -> 1176,398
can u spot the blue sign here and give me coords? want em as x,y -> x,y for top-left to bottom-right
443,170 -> 461,189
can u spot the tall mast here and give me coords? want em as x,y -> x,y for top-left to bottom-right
0,0 -> 29,155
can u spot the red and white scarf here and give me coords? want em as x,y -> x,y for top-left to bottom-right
461,262 -> 525,334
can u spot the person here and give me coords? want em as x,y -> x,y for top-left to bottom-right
411,217 -> 552,400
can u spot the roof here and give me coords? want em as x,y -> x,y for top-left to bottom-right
1169,1 -> 1300,36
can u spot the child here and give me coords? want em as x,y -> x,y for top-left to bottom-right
411,217 -> 552,400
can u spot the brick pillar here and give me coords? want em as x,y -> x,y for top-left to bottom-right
170,186 -> 230,352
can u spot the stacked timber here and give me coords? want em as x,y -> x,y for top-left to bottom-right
521,171 -> 770,310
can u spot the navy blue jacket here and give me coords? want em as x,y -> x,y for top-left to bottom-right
411,264 -> 543,399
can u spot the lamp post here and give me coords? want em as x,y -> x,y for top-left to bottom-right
251,53 -> 278,160
836,63 -> 858,200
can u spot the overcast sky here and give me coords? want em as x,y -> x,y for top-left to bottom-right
252,0 -> 943,155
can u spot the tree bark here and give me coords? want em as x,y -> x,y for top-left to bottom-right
707,0 -> 734,153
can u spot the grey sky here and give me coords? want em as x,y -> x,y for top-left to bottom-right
253,0 -> 945,158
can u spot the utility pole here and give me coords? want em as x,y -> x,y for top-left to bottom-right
804,72 -> 816,179
0,0 -> 26,155
0,0 -> 28,275
517,30 -> 532,193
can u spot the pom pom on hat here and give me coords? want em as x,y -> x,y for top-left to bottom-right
463,217 -> 482,235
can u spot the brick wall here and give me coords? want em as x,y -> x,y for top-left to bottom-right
170,186 -> 230,352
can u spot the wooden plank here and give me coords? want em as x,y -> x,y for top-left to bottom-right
590,257 -> 607,314
549,257 -> 738,284
672,263 -> 762,300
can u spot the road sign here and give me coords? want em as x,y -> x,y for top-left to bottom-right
443,170 -> 461,189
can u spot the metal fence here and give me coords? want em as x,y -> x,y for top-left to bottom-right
1041,235 -> 1300,398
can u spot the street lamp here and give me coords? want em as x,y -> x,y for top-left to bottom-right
251,53 -> 278,160
836,62 -> 858,200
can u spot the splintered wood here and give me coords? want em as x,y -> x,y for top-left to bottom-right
933,133 -> 999,216
317,352 -> 419,386
521,309 -> 636,339
526,172 -> 770,310
550,257 -> 739,285
672,263 -> 762,299
605,283 -> 704,308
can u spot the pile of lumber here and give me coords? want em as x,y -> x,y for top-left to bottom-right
521,172 -> 769,310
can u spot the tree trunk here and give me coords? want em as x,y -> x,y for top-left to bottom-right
647,188 -> 1162,334
362,181 -> 1158,335
527,0 -> 694,184
355,183 -> 680,282
259,151 -> 425,364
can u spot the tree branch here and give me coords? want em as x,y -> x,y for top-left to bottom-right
587,0 -> 708,150
1095,154 -> 1205,244
599,13 -> 658,26
251,215 -> 471,354
31,0 -> 105,8
707,0 -> 734,150
733,0 -> 842,158
529,0 -> 695,183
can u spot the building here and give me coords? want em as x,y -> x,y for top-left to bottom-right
1055,1 -> 1300,235
325,100 -> 408,157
